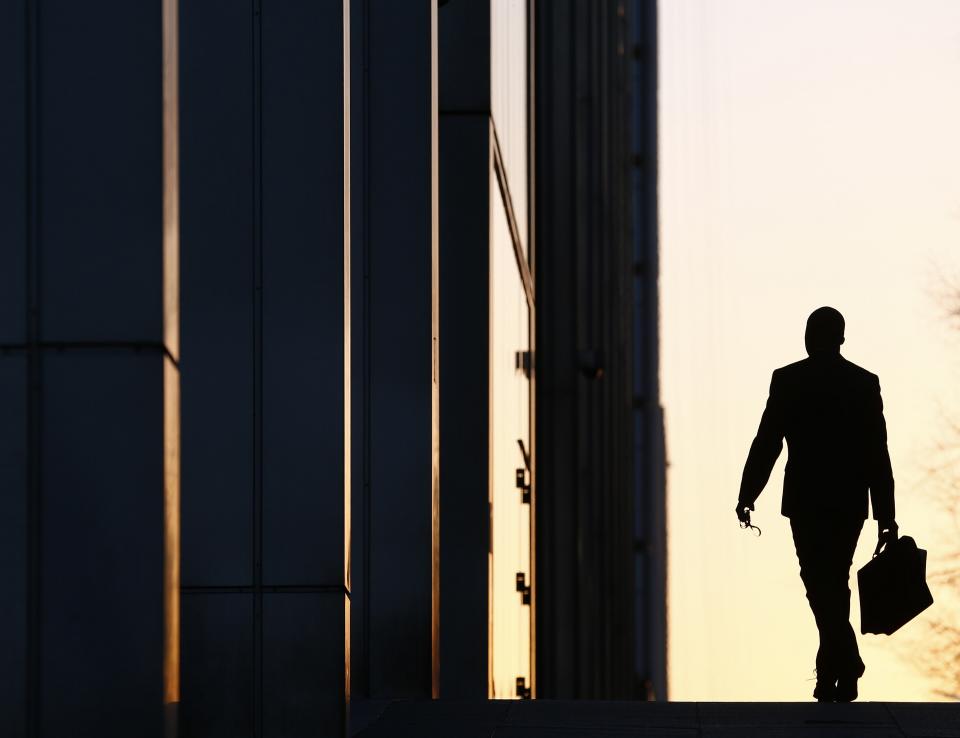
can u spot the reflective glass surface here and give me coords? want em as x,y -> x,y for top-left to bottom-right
489,0 -> 532,699
489,175 -> 532,698
491,0 -> 528,255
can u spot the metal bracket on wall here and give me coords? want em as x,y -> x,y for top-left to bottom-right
515,468 -> 531,504
514,350 -> 532,378
517,438 -> 531,470
515,676 -> 531,699
515,572 -> 531,605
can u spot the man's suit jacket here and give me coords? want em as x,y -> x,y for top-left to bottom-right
738,353 -> 895,521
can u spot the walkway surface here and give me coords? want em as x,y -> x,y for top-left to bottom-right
350,699 -> 960,737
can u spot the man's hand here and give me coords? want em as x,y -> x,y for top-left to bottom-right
877,519 -> 899,551
736,502 -> 761,536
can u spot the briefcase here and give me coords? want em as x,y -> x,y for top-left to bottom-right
858,535 -> 934,635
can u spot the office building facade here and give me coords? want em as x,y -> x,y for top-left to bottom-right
1,1 -> 663,735
535,0 -> 666,700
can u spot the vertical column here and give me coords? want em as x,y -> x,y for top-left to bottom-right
179,1 -> 255,732
436,0 -> 536,699
437,0 -> 491,699
0,1 -> 28,734
535,0 -> 640,699
180,1 -> 350,735
534,0 -> 579,699
629,0 -> 667,701
162,0 -> 181,726
353,0 -> 439,699
260,0 -> 350,732
38,0 -> 168,727
1,2 -> 170,736
0,356 -> 27,735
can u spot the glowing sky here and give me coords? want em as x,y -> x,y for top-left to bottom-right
660,0 -> 960,701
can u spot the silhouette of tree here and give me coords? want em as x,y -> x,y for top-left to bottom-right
913,453 -> 960,697
910,276 -> 960,699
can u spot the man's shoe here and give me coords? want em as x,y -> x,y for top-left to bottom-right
835,676 -> 858,702
813,679 -> 837,702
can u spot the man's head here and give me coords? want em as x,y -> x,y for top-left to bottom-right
805,306 -> 845,356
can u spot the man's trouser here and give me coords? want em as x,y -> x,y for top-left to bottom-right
790,514 -> 865,681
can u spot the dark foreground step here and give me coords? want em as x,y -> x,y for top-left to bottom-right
351,699 -> 960,737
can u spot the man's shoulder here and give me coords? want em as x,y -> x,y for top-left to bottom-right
774,356 -> 878,376
771,357 -> 880,389
772,359 -> 808,380
839,357 -> 880,385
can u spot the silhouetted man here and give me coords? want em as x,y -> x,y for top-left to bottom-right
736,307 -> 897,702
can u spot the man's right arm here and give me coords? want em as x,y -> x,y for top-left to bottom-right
738,370 -> 785,511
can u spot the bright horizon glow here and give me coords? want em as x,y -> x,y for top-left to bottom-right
661,0 -> 960,701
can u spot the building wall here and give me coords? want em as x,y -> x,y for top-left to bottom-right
350,0 -> 440,701
437,0 -> 492,682
629,0 -> 668,702
1,1 -> 663,732
436,0 -> 535,699
1,2 -> 173,735
534,0 -> 665,699
178,1 -> 349,735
